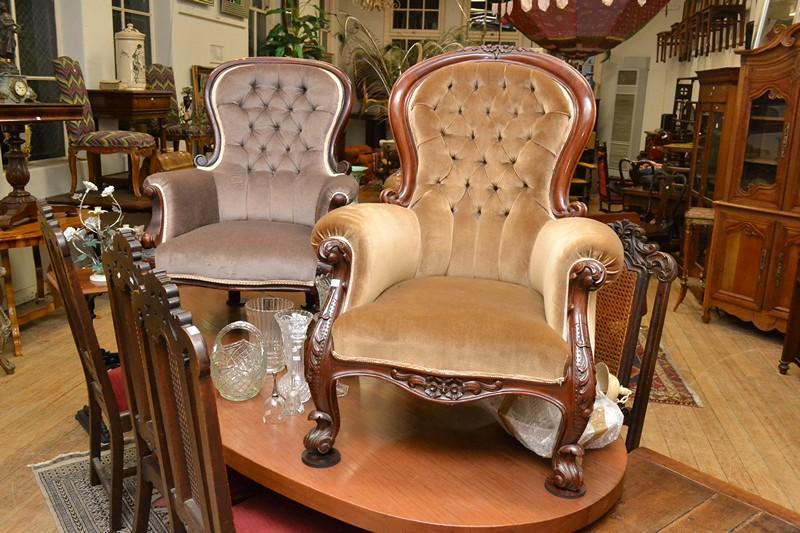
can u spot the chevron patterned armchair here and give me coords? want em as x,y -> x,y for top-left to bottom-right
302,47 -> 625,498
52,56 -> 157,196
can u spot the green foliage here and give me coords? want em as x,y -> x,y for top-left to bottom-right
340,17 -> 466,121
259,0 -> 329,60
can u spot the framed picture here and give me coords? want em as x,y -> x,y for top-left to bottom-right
754,0 -> 800,48
220,0 -> 249,18
191,65 -> 214,126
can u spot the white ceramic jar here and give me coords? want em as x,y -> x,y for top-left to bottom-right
114,23 -> 146,90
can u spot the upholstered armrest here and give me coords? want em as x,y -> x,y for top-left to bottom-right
142,168 -> 220,246
529,217 -> 624,340
312,203 -> 421,312
314,173 -> 359,221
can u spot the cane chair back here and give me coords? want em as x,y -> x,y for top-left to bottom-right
103,231 -> 158,452
132,263 -> 234,532
594,220 -> 677,451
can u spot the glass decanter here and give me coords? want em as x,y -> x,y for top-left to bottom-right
276,310 -> 313,415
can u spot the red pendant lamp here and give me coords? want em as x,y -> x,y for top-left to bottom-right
496,0 -> 670,60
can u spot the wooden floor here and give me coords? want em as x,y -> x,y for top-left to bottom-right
0,284 -> 798,532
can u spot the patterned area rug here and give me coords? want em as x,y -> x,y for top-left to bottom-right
630,335 -> 703,408
30,446 -> 169,533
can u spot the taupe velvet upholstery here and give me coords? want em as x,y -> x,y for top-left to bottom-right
332,276 -> 569,382
144,58 -> 355,287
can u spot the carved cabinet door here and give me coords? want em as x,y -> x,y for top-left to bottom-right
728,84 -> 797,210
707,210 -> 775,310
762,220 -> 800,316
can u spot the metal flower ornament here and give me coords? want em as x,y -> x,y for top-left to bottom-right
63,182 -> 142,283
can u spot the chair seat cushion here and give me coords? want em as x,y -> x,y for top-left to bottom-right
107,367 -> 128,412
155,220 -> 317,286
233,490 -> 359,532
76,130 -> 156,149
332,276 -> 569,382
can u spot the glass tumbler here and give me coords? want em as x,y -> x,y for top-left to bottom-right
245,297 -> 294,373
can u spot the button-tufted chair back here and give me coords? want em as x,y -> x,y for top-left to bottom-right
386,47 -> 595,286
198,58 -> 353,227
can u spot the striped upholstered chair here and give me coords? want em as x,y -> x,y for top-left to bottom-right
52,56 -> 157,196
145,63 -> 212,155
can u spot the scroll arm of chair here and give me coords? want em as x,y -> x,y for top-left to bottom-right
311,203 -> 421,314
142,168 -> 220,247
315,173 -> 360,221
529,217 -> 625,340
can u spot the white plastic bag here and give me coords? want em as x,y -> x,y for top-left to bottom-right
485,380 -> 625,458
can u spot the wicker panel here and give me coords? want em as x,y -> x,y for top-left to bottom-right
595,269 -> 639,376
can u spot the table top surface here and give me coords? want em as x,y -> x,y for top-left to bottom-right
45,268 -> 107,297
87,89 -> 172,95
0,212 -> 82,246
178,286 -> 800,532
0,103 -> 83,124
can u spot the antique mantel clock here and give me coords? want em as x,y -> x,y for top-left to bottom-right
0,2 -> 35,104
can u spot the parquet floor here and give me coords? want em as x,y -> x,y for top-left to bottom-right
0,285 -> 798,532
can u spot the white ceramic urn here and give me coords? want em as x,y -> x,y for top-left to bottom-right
114,23 -> 146,90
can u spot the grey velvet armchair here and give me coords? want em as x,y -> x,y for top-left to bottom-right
143,57 -> 356,305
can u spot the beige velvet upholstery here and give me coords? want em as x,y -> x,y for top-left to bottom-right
332,276 -> 569,382
311,203 -> 421,310
144,58 -> 355,287
407,61 -> 574,284
315,54 -> 622,379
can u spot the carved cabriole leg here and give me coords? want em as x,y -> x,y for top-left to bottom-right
545,259 -> 606,498
67,147 -> 78,194
302,237 -> 351,468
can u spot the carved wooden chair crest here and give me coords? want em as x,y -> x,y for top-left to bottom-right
303,46 -> 625,497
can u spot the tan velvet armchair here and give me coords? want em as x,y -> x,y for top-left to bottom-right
302,46 -> 624,498
143,57 -> 357,305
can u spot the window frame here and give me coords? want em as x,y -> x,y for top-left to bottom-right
384,0 -> 446,44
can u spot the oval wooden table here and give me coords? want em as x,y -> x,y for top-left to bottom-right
215,377 -> 627,531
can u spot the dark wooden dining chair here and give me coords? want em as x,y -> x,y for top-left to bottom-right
594,220 -> 678,451
111,231 -> 356,532
38,200 -> 133,532
103,230 -> 184,532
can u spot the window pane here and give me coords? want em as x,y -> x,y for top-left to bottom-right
425,12 -> 438,30
125,12 -> 152,64
248,11 -> 255,55
252,0 -> 264,8
112,0 -> 121,6
113,11 -> 123,34
124,0 -> 149,12
393,11 -> 406,29
410,0 -> 423,8
425,0 -> 439,8
408,10 -> 423,29
16,0 -> 57,77
26,80 -> 65,161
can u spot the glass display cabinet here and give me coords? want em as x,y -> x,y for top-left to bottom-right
704,25 -> 800,333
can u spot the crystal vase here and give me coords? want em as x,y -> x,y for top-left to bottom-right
210,321 -> 266,401
276,310 -> 313,415
245,297 -> 294,373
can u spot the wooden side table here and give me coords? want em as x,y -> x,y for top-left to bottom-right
0,213 -> 82,374
674,206 -> 714,311
780,256 -> 800,374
